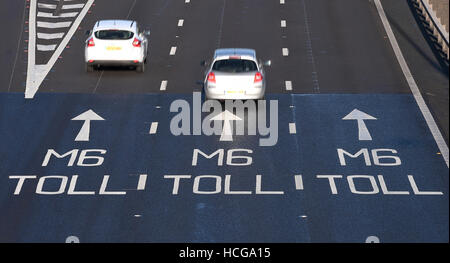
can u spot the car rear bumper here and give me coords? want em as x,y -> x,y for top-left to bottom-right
86,60 -> 143,66
205,88 -> 265,100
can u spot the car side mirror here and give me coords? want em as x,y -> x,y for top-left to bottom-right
143,30 -> 151,36
263,60 -> 272,67
85,30 -> 92,36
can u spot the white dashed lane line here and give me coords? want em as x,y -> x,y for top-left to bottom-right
170,46 -> 177,55
289,123 -> 296,134
282,48 -> 289,56
178,19 -> 184,27
149,122 -> 159,134
36,44 -> 57,51
160,80 -> 168,91
285,80 -> 292,91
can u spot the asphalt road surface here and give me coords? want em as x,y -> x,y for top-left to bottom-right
0,0 -> 448,242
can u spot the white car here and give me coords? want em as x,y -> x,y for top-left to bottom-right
84,20 -> 149,72
203,48 -> 271,100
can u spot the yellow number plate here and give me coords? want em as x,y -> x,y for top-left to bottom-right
106,46 -> 122,51
227,90 -> 244,94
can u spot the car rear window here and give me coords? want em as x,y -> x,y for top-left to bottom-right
212,59 -> 258,73
94,30 -> 134,40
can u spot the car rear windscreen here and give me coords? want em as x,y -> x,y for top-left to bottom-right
94,30 -> 134,40
212,59 -> 258,73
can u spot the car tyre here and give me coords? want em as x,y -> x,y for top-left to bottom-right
136,63 -> 145,73
85,64 -> 94,72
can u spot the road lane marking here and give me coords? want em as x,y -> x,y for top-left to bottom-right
37,21 -> 72,28
170,46 -> 177,55
285,80 -> 292,91
160,80 -> 168,90
37,11 -> 79,18
37,44 -> 57,51
302,0 -> 320,93
280,0 -> 285,4
26,0 -> 95,99
37,3 -> 85,9
149,122 -> 159,134
137,174 -> 147,190
7,0 -> 27,92
289,123 -> 296,134
282,48 -> 289,56
375,0 -> 448,167
281,20 -> 286,27
37,32 -> 65,39
178,19 -> 184,27
294,175 -> 303,190
185,0 -> 190,3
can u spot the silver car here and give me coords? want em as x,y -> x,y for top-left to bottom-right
203,48 -> 271,100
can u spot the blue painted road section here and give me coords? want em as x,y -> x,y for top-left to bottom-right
0,92 -> 447,242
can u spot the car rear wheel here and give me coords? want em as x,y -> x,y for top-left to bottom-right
85,64 -> 94,72
136,63 -> 145,73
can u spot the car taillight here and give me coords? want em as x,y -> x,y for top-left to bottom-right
87,37 -> 95,47
132,38 -> 141,47
254,72 -> 263,83
207,72 -> 216,83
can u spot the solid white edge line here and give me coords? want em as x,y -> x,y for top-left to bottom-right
374,0 -> 448,168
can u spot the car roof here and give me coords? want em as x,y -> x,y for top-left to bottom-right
93,20 -> 137,31
214,48 -> 256,60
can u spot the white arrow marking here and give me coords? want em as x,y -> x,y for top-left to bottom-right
210,110 -> 242,141
342,109 -> 377,141
71,109 -> 104,141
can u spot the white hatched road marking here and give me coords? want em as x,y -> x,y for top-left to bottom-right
37,32 -> 65,39
37,44 -> 57,51
26,0 -> 95,99
37,11 -> 79,18
37,21 -> 72,28
37,3 -> 85,9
